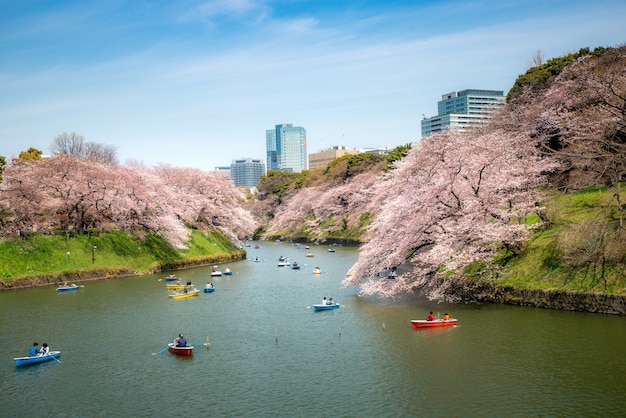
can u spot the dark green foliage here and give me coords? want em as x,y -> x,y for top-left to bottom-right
383,143 -> 412,171
0,155 -> 6,181
507,47 -> 608,101
324,152 -> 383,180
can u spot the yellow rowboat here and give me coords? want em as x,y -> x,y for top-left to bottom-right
168,289 -> 200,299
166,284 -> 194,290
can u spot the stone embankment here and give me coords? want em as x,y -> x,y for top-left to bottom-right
449,280 -> 626,316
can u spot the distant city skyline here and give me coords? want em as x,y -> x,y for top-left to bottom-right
1,1 -> 625,171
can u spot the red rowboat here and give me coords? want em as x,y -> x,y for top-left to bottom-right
410,318 -> 458,329
168,343 -> 193,356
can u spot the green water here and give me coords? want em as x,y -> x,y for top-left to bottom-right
1,242 -> 624,417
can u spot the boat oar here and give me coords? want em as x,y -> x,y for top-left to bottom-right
152,345 -> 170,355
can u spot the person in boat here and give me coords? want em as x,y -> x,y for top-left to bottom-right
38,343 -> 50,356
427,311 -> 437,321
328,297 -> 334,306
174,333 -> 187,347
205,282 -> 213,288
176,278 -> 182,285
443,313 -> 450,321
62,281 -> 69,287
29,342 -> 40,357
322,296 -> 328,306
186,280 -> 192,286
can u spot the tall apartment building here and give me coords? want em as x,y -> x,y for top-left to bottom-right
266,124 -> 307,173
308,145 -> 357,170
230,158 -> 265,188
421,89 -> 505,137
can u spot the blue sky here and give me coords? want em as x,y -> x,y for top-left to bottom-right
1,0 -> 624,171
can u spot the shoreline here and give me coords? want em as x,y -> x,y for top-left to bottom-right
447,279 -> 626,316
0,250 -> 247,291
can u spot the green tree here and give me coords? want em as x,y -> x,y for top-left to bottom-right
0,155 -> 6,181
18,147 -> 43,161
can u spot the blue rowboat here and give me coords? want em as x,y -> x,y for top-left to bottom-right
165,276 -> 178,282
14,351 -> 61,367
56,285 -> 79,292
204,287 -> 215,293
312,303 -> 340,312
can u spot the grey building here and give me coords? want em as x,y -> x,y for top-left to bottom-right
230,158 -> 265,188
421,89 -> 505,137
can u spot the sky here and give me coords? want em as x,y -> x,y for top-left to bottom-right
1,0 -> 625,171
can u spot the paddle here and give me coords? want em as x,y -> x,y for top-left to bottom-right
152,345 -> 170,355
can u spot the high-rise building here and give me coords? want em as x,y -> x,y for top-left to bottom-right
421,89 -> 505,137
266,124 -> 307,173
230,158 -> 265,188
308,145 -> 357,170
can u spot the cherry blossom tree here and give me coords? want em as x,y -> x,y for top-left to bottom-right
0,157 -> 257,249
263,171 -> 383,239
343,46 -> 625,300
343,123 -> 559,300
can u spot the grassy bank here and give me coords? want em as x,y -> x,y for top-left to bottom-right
0,229 -> 246,289
497,185 -> 626,295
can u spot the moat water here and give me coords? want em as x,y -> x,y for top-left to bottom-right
1,242 -> 624,416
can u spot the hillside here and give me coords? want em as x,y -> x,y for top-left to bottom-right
256,45 -> 626,310
0,229 -> 246,290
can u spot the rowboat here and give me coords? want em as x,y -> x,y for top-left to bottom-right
306,253 -> 314,258
166,284 -> 194,290
168,343 -> 193,356
165,275 -> 178,282
410,319 -> 458,329
327,248 -> 336,252
56,285 -> 79,292
168,289 -> 200,299
291,262 -> 300,270
313,268 -> 322,275
211,270 -> 222,277
223,268 -> 233,275
204,286 -> 215,293
277,260 -> 291,267
14,351 -> 61,367
312,303 -> 340,311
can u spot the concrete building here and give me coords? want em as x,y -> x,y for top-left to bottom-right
421,89 -> 505,137
230,158 -> 265,188
266,123 -> 307,173
308,145 -> 357,170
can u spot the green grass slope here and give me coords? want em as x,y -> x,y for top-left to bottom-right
498,185 -> 626,294
0,229 -> 245,287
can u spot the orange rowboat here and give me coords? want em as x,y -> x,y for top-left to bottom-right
410,319 -> 458,329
